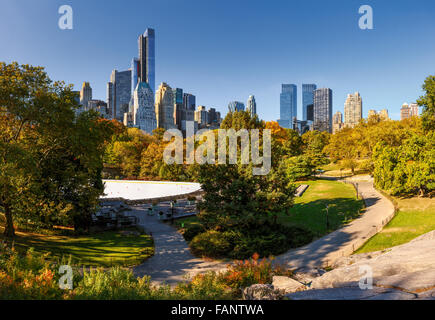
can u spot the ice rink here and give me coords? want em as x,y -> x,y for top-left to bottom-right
102,180 -> 201,200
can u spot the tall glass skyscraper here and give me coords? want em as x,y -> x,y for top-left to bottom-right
302,84 -> 317,121
108,69 -> 132,121
313,88 -> 333,133
247,95 -> 257,117
279,84 -> 297,128
138,28 -> 155,94
228,101 -> 245,112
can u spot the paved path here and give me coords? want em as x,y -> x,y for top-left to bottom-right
274,177 -> 395,270
130,204 -> 228,285
130,177 -> 395,283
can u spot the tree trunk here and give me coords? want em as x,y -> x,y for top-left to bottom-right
3,203 -> 15,238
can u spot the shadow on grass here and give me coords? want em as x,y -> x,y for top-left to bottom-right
279,198 -> 364,237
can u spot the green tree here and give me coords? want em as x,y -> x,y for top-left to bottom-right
418,75 -> 435,132
0,62 -> 114,236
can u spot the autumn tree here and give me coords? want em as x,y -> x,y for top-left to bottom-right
0,62 -> 114,237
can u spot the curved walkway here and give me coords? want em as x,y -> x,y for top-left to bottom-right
130,177 -> 396,284
274,177 -> 395,270
130,205 -> 228,285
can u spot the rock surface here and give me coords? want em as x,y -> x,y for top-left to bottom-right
286,231 -> 435,300
242,284 -> 284,300
272,276 -> 306,293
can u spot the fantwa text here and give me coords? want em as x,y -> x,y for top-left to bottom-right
171,304 -> 264,317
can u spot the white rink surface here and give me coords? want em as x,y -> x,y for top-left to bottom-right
102,180 -> 201,200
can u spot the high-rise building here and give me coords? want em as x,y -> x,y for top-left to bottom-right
246,95 -> 257,117
87,99 -> 109,118
155,82 -> 175,129
344,92 -> 362,127
368,109 -> 390,121
107,69 -> 132,121
172,88 -> 184,129
133,82 -> 156,134
332,111 -> 344,133
138,28 -> 155,94
131,58 -> 140,96
302,84 -> 317,121
228,101 -> 245,112
409,103 -> 419,117
195,106 -> 209,127
379,109 -> 389,121
80,82 -> 92,109
313,88 -> 333,133
279,84 -> 297,129
400,103 -> 411,120
183,93 -> 196,111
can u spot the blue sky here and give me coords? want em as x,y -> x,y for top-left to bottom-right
1,0 -> 434,120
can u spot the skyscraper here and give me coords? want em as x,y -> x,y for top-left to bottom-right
173,88 -> 184,129
155,82 -> 175,129
131,58 -> 140,96
313,88 -> 333,133
195,106 -> 209,127
344,92 -> 362,127
138,28 -> 155,94
108,69 -> 132,121
80,82 -> 92,109
246,95 -> 257,117
302,84 -> 317,121
409,103 -> 419,117
400,103 -> 411,120
228,101 -> 245,112
279,84 -> 297,129
183,93 -> 196,111
133,82 -> 156,134
332,111 -> 344,133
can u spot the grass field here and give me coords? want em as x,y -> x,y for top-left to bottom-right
0,215 -> 154,267
276,179 -> 363,236
356,197 -> 435,253
176,179 -> 364,238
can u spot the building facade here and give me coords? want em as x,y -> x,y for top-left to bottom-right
409,103 -> 419,117
138,28 -> 155,94
302,84 -> 317,121
183,93 -> 196,111
246,95 -> 257,117
108,69 -> 132,121
400,103 -> 411,120
332,111 -> 344,133
133,82 -> 156,134
344,92 -> 362,127
80,82 -> 92,110
279,84 -> 297,129
195,106 -> 209,127
155,82 -> 175,129
313,88 -> 333,133
228,101 -> 245,112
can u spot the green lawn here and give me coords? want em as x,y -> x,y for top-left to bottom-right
176,179 -> 364,238
356,197 -> 435,253
0,216 -> 154,267
277,179 -> 363,236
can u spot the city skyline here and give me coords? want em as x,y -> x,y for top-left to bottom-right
1,0 -> 434,121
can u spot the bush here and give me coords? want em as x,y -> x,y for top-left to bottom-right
189,222 -> 314,260
189,230 -> 233,258
181,224 -> 205,242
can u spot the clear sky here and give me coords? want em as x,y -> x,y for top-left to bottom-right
1,0 -> 434,120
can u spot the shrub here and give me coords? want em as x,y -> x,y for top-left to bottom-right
189,230 -> 233,258
181,224 -> 205,242
174,272 -> 234,300
189,222 -> 314,260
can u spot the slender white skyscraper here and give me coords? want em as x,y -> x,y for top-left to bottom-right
247,95 -> 257,117
133,82 -> 156,134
